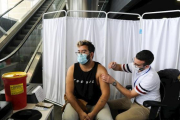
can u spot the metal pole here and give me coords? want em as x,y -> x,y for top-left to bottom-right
43,10 -> 67,19
142,10 -> 180,19
104,13 -> 108,67
107,12 -> 141,17
67,10 -> 106,16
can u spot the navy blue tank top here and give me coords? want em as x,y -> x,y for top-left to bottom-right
73,62 -> 101,105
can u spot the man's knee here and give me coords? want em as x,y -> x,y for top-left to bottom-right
62,103 -> 79,120
95,104 -> 113,120
115,113 -> 127,120
115,106 -> 150,120
108,98 -> 131,110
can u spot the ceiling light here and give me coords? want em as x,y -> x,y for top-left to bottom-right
177,0 -> 180,1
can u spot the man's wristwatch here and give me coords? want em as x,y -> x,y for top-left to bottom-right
112,81 -> 117,86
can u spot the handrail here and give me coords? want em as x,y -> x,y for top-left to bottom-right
0,0 -> 54,63
0,0 -> 24,19
0,0 -> 24,35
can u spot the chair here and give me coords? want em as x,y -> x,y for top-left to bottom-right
143,69 -> 180,120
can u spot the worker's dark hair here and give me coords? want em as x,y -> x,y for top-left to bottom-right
136,50 -> 154,65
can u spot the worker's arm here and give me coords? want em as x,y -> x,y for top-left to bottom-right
88,65 -> 110,120
101,74 -> 139,99
108,62 -> 123,71
114,80 -> 139,99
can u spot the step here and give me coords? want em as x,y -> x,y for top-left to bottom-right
42,5 -> 48,8
25,25 -> 33,29
34,14 -> 41,17
17,34 -> 26,40
39,8 -> 46,11
32,17 -> 39,21
12,40 -> 22,46
37,11 -> 44,13
28,21 -> 36,25
0,53 -> 9,59
6,46 -> 16,53
21,29 -> 30,34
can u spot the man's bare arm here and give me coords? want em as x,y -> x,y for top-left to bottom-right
88,65 -> 110,118
65,65 -> 85,116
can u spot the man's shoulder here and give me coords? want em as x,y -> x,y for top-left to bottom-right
96,63 -> 105,69
67,64 -> 75,72
96,63 -> 107,74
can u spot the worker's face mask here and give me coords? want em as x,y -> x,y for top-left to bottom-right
134,64 -> 146,71
77,54 -> 90,65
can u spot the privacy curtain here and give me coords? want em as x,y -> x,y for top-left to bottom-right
43,17 -> 66,105
141,17 -> 180,71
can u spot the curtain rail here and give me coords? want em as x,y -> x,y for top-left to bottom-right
43,10 -> 180,19
43,10 -> 107,18
142,10 -> 180,19
67,10 -> 107,17
107,12 -> 141,18
43,10 -> 67,19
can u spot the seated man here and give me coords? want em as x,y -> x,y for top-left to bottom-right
101,50 -> 161,120
62,40 -> 113,120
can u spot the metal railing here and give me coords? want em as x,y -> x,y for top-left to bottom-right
0,0 -> 24,35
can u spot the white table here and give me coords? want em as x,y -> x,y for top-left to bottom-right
11,104 -> 54,120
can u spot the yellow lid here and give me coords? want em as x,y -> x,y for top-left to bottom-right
2,72 -> 27,79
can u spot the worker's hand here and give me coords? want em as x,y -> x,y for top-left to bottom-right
108,62 -> 117,70
101,74 -> 115,84
79,111 -> 90,120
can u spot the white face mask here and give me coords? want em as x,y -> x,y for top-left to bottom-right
134,64 -> 145,71
134,66 -> 139,71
